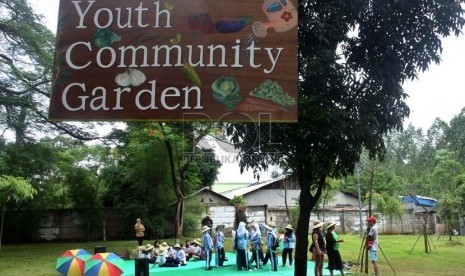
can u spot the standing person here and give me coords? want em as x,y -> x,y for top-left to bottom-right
134,218 -> 145,246
201,212 -> 213,234
235,221 -> 250,271
264,222 -> 278,271
325,221 -> 345,276
310,220 -> 325,276
215,225 -> 226,267
249,224 -> 264,270
366,216 -> 380,276
282,224 -> 296,267
201,225 -> 214,270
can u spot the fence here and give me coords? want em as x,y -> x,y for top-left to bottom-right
1,206 -> 441,242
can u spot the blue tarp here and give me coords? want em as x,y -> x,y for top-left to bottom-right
402,195 -> 437,207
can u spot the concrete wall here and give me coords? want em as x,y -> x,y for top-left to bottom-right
6,205 -> 443,242
311,209 -> 436,235
207,205 -> 267,234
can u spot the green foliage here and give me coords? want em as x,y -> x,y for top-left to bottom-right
63,168 -> 102,239
229,195 -> 246,206
445,109 -> 465,165
182,199 -> 205,237
271,170 -> 281,179
437,192 -> 462,229
194,148 -> 221,188
0,175 -> 36,204
228,1 -> 465,274
369,191 -> 404,219
100,124 -> 175,238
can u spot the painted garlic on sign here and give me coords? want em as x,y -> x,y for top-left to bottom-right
115,68 -> 146,87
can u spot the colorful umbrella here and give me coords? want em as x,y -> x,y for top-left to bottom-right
84,252 -> 124,276
56,249 -> 92,276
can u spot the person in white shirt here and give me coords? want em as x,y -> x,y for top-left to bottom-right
173,243 -> 187,265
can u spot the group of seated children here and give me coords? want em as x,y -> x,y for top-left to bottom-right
139,238 -> 206,268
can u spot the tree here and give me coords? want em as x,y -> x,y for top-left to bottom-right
100,124 -> 175,239
0,0 -> 111,143
151,122 -> 220,238
370,191 -> 404,233
227,1 -> 464,274
105,122 -> 220,238
430,149 -> 464,238
445,108 -> 465,165
0,175 -> 36,255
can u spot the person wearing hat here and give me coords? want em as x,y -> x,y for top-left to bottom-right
134,218 -> 145,246
325,222 -> 345,276
282,224 -> 296,267
201,225 -> 214,270
263,221 -> 278,271
155,247 -> 167,267
173,243 -> 187,266
189,238 -> 203,260
158,242 -> 181,267
141,243 -> 158,264
201,211 -> 213,234
310,220 -> 325,276
366,216 -> 379,276
214,225 -> 226,267
159,241 -> 170,252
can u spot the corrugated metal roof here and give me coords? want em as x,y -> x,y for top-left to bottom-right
212,183 -> 250,193
221,175 -> 287,199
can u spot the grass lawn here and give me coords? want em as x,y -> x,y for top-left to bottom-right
0,234 -> 463,276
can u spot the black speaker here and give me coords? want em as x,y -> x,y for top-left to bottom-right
135,258 -> 149,276
94,246 -> 106,254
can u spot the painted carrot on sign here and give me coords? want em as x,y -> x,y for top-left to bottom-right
238,96 -> 289,113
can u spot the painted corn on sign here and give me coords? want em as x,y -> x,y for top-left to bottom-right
49,0 -> 298,122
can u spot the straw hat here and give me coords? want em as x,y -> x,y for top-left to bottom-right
326,221 -> 336,229
206,211 -> 212,216
158,248 -> 166,255
173,243 -> 182,249
264,221 -> 276,231
192,238 -> 203,246
312,220 -> 324,229
366,216 -> 377,224
160,241 -> 170,250
285,224 -> 293,230
144,243 -> 154,251
201,225 -> 211,233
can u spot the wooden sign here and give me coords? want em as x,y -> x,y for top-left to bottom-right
49,0 -> 298,122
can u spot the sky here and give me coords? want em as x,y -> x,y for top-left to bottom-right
30,0 -> 465,182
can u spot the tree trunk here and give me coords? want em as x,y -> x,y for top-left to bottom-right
294,167 -> 325,276
284,177 -> 292,223
159,123 -> 185,238
175,187 -> 185,238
